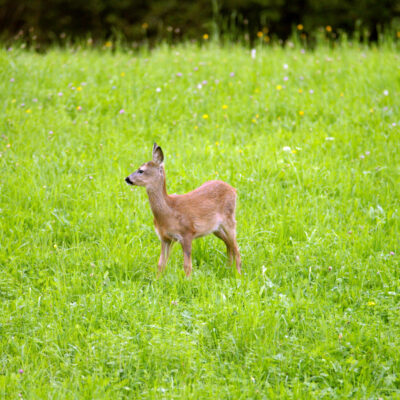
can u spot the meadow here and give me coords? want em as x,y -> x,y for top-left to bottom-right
1,39 -> 400,398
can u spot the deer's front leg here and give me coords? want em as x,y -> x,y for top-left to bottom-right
157,239 -> 172,277
181,237 -> 193,277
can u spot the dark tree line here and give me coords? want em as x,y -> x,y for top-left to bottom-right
1,0 -> 399,45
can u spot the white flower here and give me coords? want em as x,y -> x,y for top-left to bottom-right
383,90 -> 389,96
156,87 -> 161,92
325,137 -> 335,141
283,64 -> 288,69
251,49 -> 256,59
282,146 -> 291,152
197,84 -> 202,89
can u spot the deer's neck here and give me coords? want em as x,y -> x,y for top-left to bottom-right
146,176 -> 171,221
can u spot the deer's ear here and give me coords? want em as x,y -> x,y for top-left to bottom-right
152,143 -> 164,165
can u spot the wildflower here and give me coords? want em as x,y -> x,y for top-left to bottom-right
325,137 -> 335,141
360,154 -> 365,159
367,301 -> 376,306
176,72 -> 183,77
264,35 -> 270,42
328,266 -> 332,271
239,149 -> 243,153
156,87 -> 161,92
197,84 -> 202,89
298,89 -> 303,93
105,41 -> 112,48
202,80 -> 208,85
284,76 -> 289,81
383,90 -> 389,96
370,108 -> 374,113
10,78 -> 14,82
390,251 -> 395,256
282,146 -> 291,152
11,99 -> 16,103
76,106 -> 82,111
6,143 -> 11,148
251,48 -> 256,59
326,26 -> 332,32
222,105 -> 228,109
257,31 -> 263,38
276,85 -> 282,91
291,149 -> 297,153
49,131 -> 53,135
365,151 -> 370,156
397,31 -> 400,38
112,86 -> 116,89
203,33 -> 209,40
230,72 -> 235,77
119,109 -> 125,114
194,125 -> 198,130
142,23 -> 149,29
54,244 -> 57,248
252,118 -> 256,123
340,92 -> 344,97
338,333 -> 343,340
297,24 -> 303,30
58,92 -> 63,96
120,72 -> 125,77
77,86 -> 82,91
215,141 -> 219,146
26,109 -> 31,113
202,114 -> 208,119
309,89 -> 314,94
19,369 -> 24,374
299,111 -> 304,116
283,64 -> 289,70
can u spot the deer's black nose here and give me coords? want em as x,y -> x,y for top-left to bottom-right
125,177 -> 133,185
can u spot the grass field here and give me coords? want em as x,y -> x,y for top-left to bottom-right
1,40 -> 400,398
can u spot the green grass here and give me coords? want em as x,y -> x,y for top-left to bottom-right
1,41 -> 400,399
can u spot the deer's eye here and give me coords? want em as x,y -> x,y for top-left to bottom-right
138,169 -> 144,174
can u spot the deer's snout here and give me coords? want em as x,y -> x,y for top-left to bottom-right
125,177 -> 134,185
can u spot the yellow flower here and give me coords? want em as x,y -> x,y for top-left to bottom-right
202,114 -> 208,119
222,104 -> 228,110
256,114 -> 259,118
11,99 -> 16,103
54,244 -> 57,249
276,85 -> 282,91
76,106 -> 82,110
263,27 -> 269,34
257,31 -> 263,38
397,31 -> 400,38
264,36 -> 270,43
215,141 -> 219,146
239,149 -> 243,153
254,88 -> 259,93
291,149 -> 297,154
203,33 -> 209,40
26,109 -> 31,113
252,119 -> 256,123
77,86 -> 82,91
194,125 -> 198,130
6,143 -> 11,148
298,89 -> 303,94
142,22 -> 149,29
105,41 -> 112,48
367,301 -> 376,306
299,110 -> 304,116
370,108 -> 374,113
340,92 -> 344,97
297,24 -> 304,31
120,72 -> 125,77
326,25 -> 332,32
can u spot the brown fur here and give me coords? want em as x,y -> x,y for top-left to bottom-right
125,144 -> 241,277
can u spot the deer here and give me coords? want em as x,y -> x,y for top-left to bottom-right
125,143 -> 241,277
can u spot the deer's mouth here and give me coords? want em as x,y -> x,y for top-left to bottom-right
125,177 -> 134,185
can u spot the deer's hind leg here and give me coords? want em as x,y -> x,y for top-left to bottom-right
214,229 -> 234,265
219,218 -> 241,274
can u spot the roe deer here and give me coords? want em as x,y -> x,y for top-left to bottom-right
125,143 -> 241,277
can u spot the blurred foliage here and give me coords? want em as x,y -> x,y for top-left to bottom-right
1,0 -> 400,45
